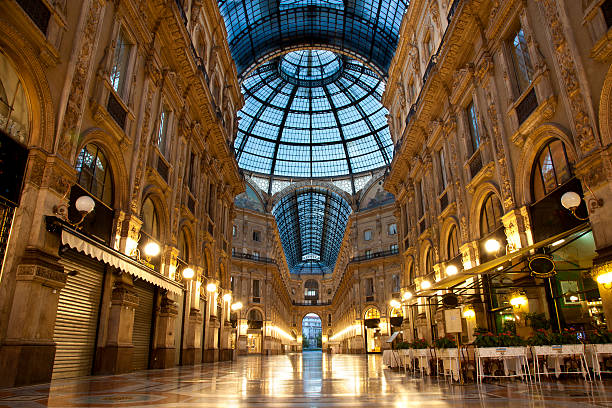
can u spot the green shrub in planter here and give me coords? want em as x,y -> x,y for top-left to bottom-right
396,341 -> 411,350
528,327 -> 582,345
588,328 -> 612,344
474,331 -> 526,347
434,335 -> 457,349
411,338 -> 429,349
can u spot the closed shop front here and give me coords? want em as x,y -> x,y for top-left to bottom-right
174,291 -> 184,365
52,251 -> 105,379
132,279 -> 155,371
200,297 -> 206,361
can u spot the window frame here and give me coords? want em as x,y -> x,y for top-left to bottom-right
480,193 -> 504,237
109,27 -> 136,99
508,26 -> 534,98
531,139 -> 572,202
466,100 -> 481,155
75,144 -> 114,208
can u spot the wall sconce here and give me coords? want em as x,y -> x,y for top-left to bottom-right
143,241 -> 160,262
420,280 -> 431,290
592,263 -> 612,289
402,291 -> 413,301
561,191 -> 603,221
484,238 -> 501,254
182,267 -> 195,280
54,195 -> 95,228
389,299 -> 401,309
231,301 -> 243,311
509,291 -> 528,308
462,307 -> 475,319
445,264 -> 458,276
206,283 -> 217,293
223,293 -> 232,302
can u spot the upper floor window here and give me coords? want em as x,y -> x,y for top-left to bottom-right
76,144 -> 113,207
509,27 -> 534,96
252,279 -> 260,298
388,223 -> 397,235
425,247 -> 434,275
408,261 -> 415,284
390,243 -> 398,252
253,251 -> 260,259
253,230 -> 261,242
110,30 -> 132,97
232,224 -> 238,237
466,101 -> 480,154
178,228 -> 189,262
438,148 -> 448,190
157,107 -> 170,156
364,229 -> 372,241
447,225 -> 459,259
532,139 -> 572,202
187,151 -> 196,190
365,277 -> 374,296
141,196 -> 160,240
480,194 -> 503,236
0,51 -> 30,144
416,180 -> 426,219
424,33 -> 433,60
365,249 -> 372,258
392,274 -> 401,293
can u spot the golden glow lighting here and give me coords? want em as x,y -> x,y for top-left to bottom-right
402,291 -> 412,300
223,293 -> 232,302
445,264 -> 458,276
389,299 -> 401,309
231,301 -> 243,311
462,308 -> 475,319
144,241 -> 160,257
484,238 -> 501,253
509,293 -> 528,307
421,280 -> 431,290
206,283 -> 217,292
182,267 -> 194,279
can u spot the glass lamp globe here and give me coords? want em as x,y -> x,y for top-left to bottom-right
143,242 -> 160,257
402,291 -> 412,301
484,238 -> 501,254
182,267 -> 195,279
206,283 -> 217,292
421,280 -> 431,290
389,299 -> 401,309
446,264 -> 458,276
561,191 -> 581,210
75,195 -> 95,213
223,293 -> 232,302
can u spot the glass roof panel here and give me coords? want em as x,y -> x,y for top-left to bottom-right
273,187 -> 352,275
234,49 -> 393,186
218,0 -> 410,77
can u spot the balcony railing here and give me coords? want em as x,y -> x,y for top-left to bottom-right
232,252 -> 276,264
351,247 -> 399,263
292,301 -> 332,306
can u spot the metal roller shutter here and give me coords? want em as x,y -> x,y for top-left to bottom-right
52,251 -> 104,379
132,279 -> 154,371
200,298 -> 206,362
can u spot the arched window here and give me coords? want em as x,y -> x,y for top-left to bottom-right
75,144 -> 114,207
364,308 -> 380,320
141,196 -> 160,240
531,139 -> 572,202
178,228 -> 189,262
408,261 -> 415,285
248,309 -> 263,322
480,194 -> 503,236
0,51 -> 30,144
425,246 -> 434,275
447,225 -> 459,259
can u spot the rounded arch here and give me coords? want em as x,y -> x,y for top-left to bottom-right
202,245 -> 213,277
515,124 -> 579,205
271,179 -> 353,208
75,128 -> 130,210
599,63 -> 612,147
247,307 -> 264,322
300,311 -> 323,322
439,216 -> 460,261
420,240 -> 435,277
0,20 -> 54,151
177,220 -> 195,263
363,306 -> 381,320
468,182 -> 503,240
404,255 -> 416,285
140,186 -> 170,243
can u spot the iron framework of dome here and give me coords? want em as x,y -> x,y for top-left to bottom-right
234,49 -> 393,194
217,0 -> 409,78
272,187 -> 352,275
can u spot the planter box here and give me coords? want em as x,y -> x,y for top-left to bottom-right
532,344 -> 584,356
590,343 -> 612,354
436,348 -> 459,358
476,346 -> 527,358
413,348 -> 430,357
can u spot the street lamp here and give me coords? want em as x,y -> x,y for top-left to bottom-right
402,291 -> 413,301
206,283 -> 217,293
231,301 -> 243,311
223,293 -> 232,302
182,267 -> 195,280
143,242 -> 160,261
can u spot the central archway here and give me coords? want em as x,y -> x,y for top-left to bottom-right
301,313 -> 322,351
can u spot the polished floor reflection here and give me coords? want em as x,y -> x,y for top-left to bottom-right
1,351 -> 611,407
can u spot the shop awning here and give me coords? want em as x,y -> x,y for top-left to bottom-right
61,229 -> 183,295
430,223 -> 591,291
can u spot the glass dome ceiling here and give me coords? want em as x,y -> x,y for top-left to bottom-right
234,49 -> 393,190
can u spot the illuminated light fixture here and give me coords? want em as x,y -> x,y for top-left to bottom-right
206,283 -> 217,293
223,293 -> 232,302
231,301 -> 243,311
75,195 -> 96,213
561,191 -> 603,221
421,280 -> 432,290
389,299 -> 401,309
446,264 -> 458,276
497,266 -> 504,271
144,242 -> 160,258
593,263 -> 612,289
402,291 -> 413,301
484,238 -> 501,254
182,267 -> 195,279
551,239 -> 565,247
569,295 -> 579,302
463,308 -> 475,319
509,292 -> 528,308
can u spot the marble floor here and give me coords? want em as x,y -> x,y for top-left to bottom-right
0,351 -> 611,407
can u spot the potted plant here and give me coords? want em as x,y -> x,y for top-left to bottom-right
587,329 -> 612,376
529,327 -> 583,354
434,335 -> 458,358
410,338 -> 430,357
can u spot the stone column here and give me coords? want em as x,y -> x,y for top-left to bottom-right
182,306 -> 203,365
94,276 -> 138,374
150,293 -> 179,369
0,249 -> 67,387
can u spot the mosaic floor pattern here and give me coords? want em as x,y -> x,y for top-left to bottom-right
1,351 -> 611,407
